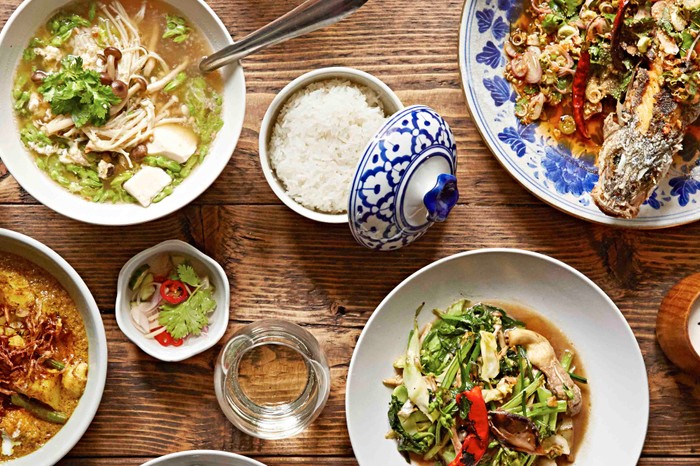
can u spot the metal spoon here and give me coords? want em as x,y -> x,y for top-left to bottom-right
200,0 -> 369,73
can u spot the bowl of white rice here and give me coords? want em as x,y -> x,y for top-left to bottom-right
259,67 -> 403,224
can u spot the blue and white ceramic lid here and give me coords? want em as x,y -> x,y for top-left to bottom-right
349,105 -> 458,251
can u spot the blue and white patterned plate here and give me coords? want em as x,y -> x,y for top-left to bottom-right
459,0 -> 700,228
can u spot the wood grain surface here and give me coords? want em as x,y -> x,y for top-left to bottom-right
0,0 -> 698,464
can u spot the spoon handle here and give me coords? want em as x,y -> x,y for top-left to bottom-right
200,0 -> 369,73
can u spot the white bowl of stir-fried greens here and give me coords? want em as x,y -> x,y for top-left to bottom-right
346,249 -> 648,466
0,0 -> 245,225
0,229 -> 107,465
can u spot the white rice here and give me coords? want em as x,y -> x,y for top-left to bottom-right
269,79 -> 388,214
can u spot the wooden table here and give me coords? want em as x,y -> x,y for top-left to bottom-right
0,0 -> 699,464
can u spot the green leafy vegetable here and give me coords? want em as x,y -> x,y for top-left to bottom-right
163,15 -> 190,43
164,72 -> 187,93
588,43 -> 612,66
13,76 -> 31,115
157,266 -> 216,339
158,285 -> 216,339
611,70 -> 634,101
38,55 -> 121,128
20,124 -> 53,148
387,386 -> 434,457
680,30 -> 698,57
23,37 -> 45,61
549,0 -> 582,17
542,12 -> 566,32
185,77 -> 223,163
143,155 -> 182,173
47,13 -> 90,46
177,264 -> 201,287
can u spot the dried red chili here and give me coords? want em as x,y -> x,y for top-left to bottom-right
449,386 -> 490,466
610,0 -> 631,71
573,49 -> 591,139
160,279 -> 189,304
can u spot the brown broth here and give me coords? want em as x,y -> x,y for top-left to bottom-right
0,253 -> 88,461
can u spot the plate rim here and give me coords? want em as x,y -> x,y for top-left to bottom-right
456,0 -> 700,229
140,450 -> 266,466
345,248 -> 649,465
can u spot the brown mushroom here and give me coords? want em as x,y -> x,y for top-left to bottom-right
104,47 -> 122,80
130,144 -> 148,161
130,76 -> 149,92
31,70 -> 48,84
488,411 -> 543,455
100,72 -> 113,86
111,80 -> 128,100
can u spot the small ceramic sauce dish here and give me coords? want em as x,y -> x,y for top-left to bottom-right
259,66 -> 459,251
115,240 -> 230,362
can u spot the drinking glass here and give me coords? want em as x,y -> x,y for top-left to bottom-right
214,319 -> 331,439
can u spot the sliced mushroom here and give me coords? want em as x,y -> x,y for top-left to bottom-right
488,410 -> 543,455
31,70 -> 48,84
505,328 -> 582,415
130,144 -> 148,161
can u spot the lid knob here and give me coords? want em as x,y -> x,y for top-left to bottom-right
424,174 -> 459,223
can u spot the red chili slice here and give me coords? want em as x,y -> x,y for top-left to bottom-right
573,49 -> 591,139
154,329 -> 173,346
153,327 -> 183,347
449,386 -> 490,466
610,0 -> 631,71
160,279 -> 189,304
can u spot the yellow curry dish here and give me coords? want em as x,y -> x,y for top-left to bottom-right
0,253 -> 89,461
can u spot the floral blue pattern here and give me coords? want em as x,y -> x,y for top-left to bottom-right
476,41 -> 503,69
483,76 -> 515,107
643,191 -> 662,210
349,106 -> 457,251
460,0 -> 700,226
497,123 -> 535,158
669,175 -> 700,207
541,144 -> 598,197
476,9 -> 495,32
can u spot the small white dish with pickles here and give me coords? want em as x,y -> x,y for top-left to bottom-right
115,240 -> 230,362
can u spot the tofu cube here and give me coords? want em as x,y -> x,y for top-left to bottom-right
123,166 -> 172,207
147,124 -> 199,164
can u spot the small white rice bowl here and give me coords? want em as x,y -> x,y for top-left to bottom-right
268,80 -> 388,214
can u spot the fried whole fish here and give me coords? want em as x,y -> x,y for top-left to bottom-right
591,63 -> 693,219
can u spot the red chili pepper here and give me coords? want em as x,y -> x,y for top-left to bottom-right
610,0 -> 630,71
154,327 -> 184,347
160,279 -> 189,304
449,386 -> 490,466
572,49 -> 591,140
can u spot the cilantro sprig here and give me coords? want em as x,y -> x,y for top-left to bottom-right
39,55 -> 121,128
158,264 -> 216,339
163,15 -> 190,43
